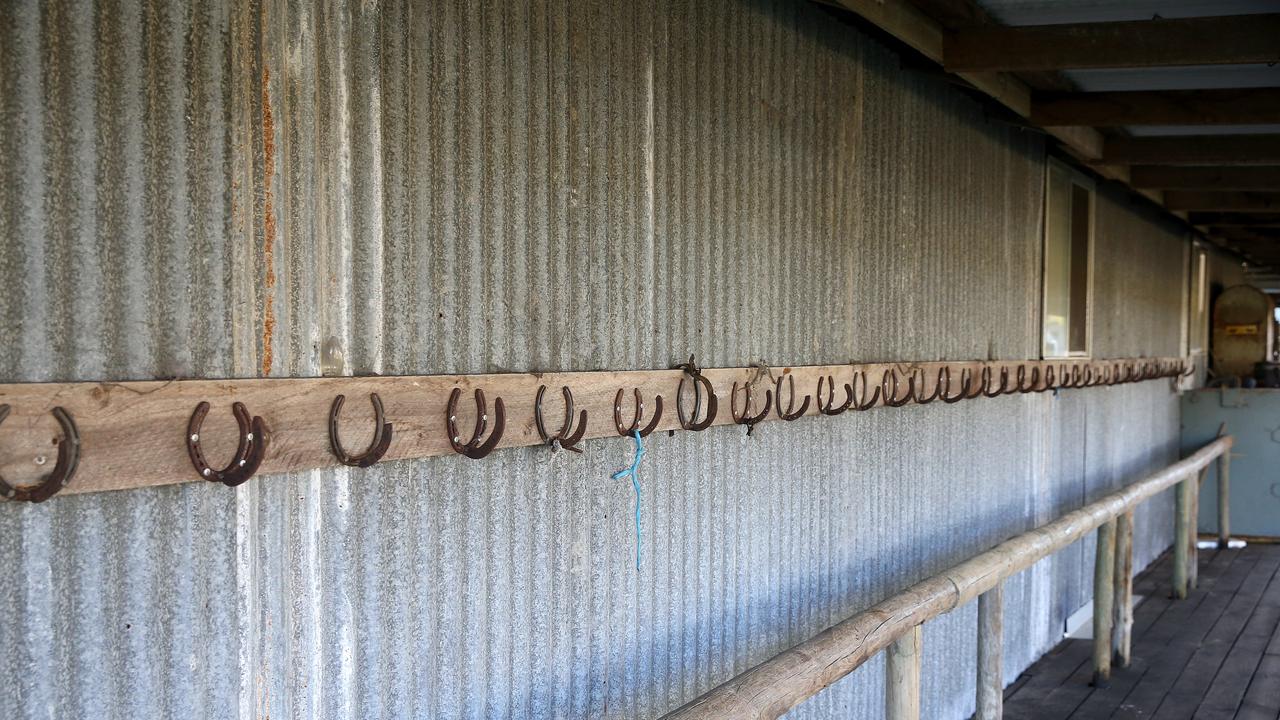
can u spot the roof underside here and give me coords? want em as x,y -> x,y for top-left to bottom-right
812,0 -> 1280,284
973,0 -> 1280,284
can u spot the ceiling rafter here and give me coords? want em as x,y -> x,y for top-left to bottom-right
1031,88 -> 1280,127
944,14 -> 1280,72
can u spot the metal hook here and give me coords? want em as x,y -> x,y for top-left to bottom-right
851,369 -> 881,410
535,385 -> 587,453
446,388 -> 506,459
0,405 -> 80,502
329,393 -> 393,468
817,375 -> 854,416
941,367 -> 972,404
615,388 -> 662,438
1016,364 -> 1040,393
774,374 -> 811,420
1119,363 -> 1134,384
913,368 -> 943,404
1039,365 -> 1056,392
675,357 -> 718,431
187,401 -> 268,486
881,368 -> 915,407
731,381 -> 772,435
981,366 -> 1009,398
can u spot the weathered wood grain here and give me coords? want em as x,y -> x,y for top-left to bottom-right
0,357 -> 1183,498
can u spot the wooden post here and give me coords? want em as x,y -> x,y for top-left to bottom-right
1173,475 -> 1193,600
976,584 -> 1003,720
1217,445 -> 1231,549
1092,519 -> 1117,687
886,625 -> 922,720
1190,469 -> 1204,589
1113,511 -> 1134,668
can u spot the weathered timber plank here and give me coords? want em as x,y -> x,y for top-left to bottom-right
0,357 -> 1181,497
1194,580 -> 1280,718
1113,554 -> 1270,719
1150,557 -> 1280,719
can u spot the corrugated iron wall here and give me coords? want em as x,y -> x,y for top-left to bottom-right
0,0 -> 1201,718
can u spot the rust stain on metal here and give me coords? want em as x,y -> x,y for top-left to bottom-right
260,59 -> 277,377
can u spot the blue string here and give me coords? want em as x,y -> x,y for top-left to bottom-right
611,430 -> 646,570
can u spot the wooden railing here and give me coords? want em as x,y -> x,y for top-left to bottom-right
663,432 -> 1233,720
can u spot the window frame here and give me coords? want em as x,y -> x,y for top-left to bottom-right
1040,158 -> 1096,360
1186,243 -> 1209,355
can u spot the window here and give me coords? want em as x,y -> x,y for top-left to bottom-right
1042,160 -> 1094,358
1188,246 -> 1209,354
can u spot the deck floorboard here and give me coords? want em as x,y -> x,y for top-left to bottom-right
1000,544 -> 1280,720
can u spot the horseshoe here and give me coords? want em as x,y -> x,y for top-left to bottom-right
329,393 -> 393,468
0,405 -> 80,502
187,401 -> 268,487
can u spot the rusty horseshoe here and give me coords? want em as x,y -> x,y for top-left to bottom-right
187,401 -> 268,487
0,405 -> 80,502
329,393 -> 393,468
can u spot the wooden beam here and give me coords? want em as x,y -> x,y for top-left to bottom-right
945,15 -> 1280,72
906,0 -> 1078,91
828,0 -> 1099,156
1104,134 -> 1280,166
1166,191 -> 1280,212
1205,229 -> 1280,247
1131,166 -> 1280,190
1190,212 -> 1280,227
904,0 -> 988,29
1032,88 -> 1280,126
0,357 -> 1186,498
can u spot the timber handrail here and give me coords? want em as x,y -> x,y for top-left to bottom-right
663,435 -> 1233,720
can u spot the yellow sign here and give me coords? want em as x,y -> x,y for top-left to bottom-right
1225,324 -> 1259,336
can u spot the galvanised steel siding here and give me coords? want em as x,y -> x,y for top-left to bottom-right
0,0 -> 1192,718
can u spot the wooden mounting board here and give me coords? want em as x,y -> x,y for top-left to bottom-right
0,357 -> 1186,498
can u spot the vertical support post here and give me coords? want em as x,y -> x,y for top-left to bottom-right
1190,468 -> 1204,589
1113,511 -> 1134,669
886,624 -> 922,720
1092,519 -> 1116,688
1217,445 -> 1231,549
1174,474 -> 1193,600
976,584 -> 1003,720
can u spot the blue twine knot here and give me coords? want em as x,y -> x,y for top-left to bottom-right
611,430 -> 646,570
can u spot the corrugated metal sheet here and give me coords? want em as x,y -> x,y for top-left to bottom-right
0,0 -> 1194,718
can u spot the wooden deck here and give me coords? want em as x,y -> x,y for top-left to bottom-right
1002,543 -> 1280,719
